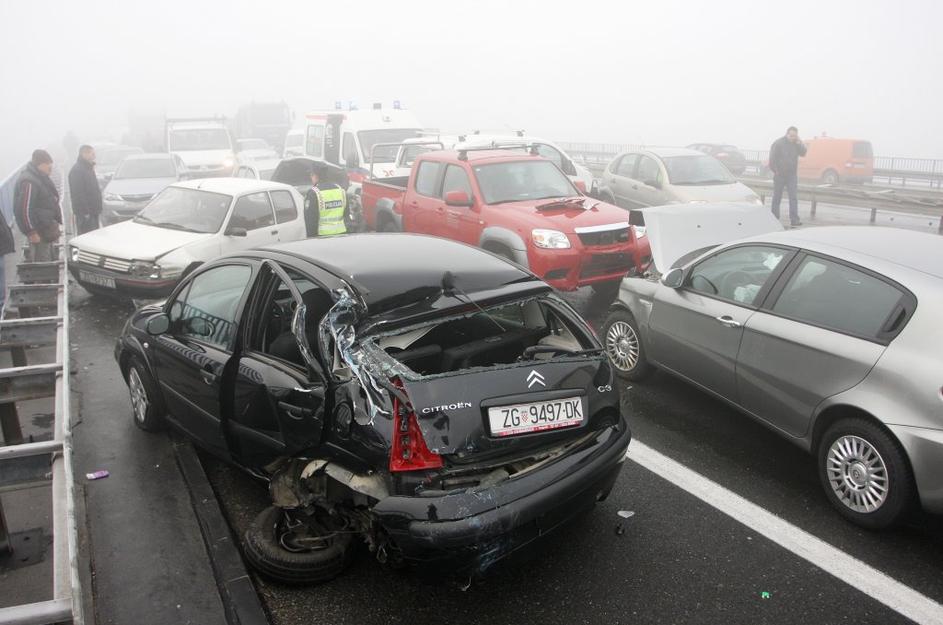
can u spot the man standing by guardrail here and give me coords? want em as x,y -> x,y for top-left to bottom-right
14,149 -> 62,261
769,126 -> 807,227
68,145 -> 103,234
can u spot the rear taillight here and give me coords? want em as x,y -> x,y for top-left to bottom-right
389,381 -> 443,472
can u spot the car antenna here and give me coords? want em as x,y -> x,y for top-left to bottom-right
441,271 -> 505,332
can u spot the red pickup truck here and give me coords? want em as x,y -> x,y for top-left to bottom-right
361,149 -> 651,295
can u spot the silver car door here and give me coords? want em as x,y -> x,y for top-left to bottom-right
737,253 -> 902,437
610,154 -> 640,208
648,245 -> 793,402
634,155 -> 667,207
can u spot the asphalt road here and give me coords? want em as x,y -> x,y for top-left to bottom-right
70,272 -> 943,625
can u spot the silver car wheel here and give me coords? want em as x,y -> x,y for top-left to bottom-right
826,435 -> 889,513
128,367 -> 149,425
606,321 -> 640,372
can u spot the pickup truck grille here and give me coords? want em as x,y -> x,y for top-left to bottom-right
75,250 -> 132,274
578,228 -> 630,246
581,253 -> 631,278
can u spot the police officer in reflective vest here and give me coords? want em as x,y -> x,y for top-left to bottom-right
304,162 -> 348,237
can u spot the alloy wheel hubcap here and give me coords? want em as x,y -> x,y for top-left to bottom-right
128,368 -> 149,424
606,321 -> 639,372
826,435 -> 889,513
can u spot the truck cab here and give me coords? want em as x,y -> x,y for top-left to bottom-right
361,148 -> 651,296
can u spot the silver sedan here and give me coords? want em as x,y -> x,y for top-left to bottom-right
603,215 -> 943,529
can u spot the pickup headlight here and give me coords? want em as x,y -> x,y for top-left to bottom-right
532,229 -> 571,249
633,226 -> 647,238
130,261 -> 161,280
103,192 -> 121,202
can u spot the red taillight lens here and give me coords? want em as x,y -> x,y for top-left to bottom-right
389,382 -> 443,472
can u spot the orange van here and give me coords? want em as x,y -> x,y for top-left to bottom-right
798,136 -> 874,185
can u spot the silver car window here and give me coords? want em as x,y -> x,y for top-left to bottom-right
616,154 -> 638,178
771,256 -> 904,339
688,246 -> 787,306
636,156 -> 661,184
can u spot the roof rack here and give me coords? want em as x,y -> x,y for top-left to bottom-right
457,143 -> 539,161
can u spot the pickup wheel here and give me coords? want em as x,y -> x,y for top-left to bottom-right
377,215 -> 400,232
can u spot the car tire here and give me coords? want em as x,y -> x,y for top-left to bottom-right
243,506 -> 354,584
377,216 -> 399,233
126,356 -> 165,432
591,281 -> 621,302
822,169 -> 840,185
602,309 -> 652,381
817,418 -> 915,530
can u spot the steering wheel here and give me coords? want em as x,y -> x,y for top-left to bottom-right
720,271 -> 754,299
691,274 -> 718,295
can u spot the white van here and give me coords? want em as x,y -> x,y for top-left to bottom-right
301,105 -> 423,182
283,129 -> 305,158
166,118 -> 237,178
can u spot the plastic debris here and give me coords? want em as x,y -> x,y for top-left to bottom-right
86,470 -> 109,480
761,592 -> 771,599
617,510 -> 635,519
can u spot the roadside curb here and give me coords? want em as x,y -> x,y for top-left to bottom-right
173,436 -> 269,625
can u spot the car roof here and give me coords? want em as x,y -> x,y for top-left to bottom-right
424,149 -> 543,164
643,147 -> 704,158
265,233 -> 541,312
171,177 -> 292,194
744,226 -> 943,280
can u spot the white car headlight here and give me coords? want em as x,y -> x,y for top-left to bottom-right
70,246 -> 80,262
130,260 -> 161,279
532,229 -> 571,249
103,192 -> 121,201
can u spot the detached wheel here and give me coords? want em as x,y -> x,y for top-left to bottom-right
817,418 -> 914,529
126,356 -> 165,432
602,309 -> 652,381
243,506 -> 354,584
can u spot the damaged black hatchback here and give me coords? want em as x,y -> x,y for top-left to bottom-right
115,233 -> 630,582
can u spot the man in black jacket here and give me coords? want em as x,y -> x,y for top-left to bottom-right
14,149 -> 62,261
769,126 -> 807,227
68,145 -> 102,234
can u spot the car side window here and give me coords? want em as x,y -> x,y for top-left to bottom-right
771,256 -> 906,339
688,246 -> 788,306
414,161 -> 444,197
173,265 -> 253,349
617,154 -> 639,178
230,192 -> 275,230
270,190 -> 298,223
441,165 -> 472,199
306,125 -> 324,158
636,156 -> 661,184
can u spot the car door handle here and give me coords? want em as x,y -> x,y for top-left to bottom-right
293,386 -> 325,399
278,401 -> 314,420
715,315 -> 742,328
270,229 -> 278,235
631,184 -> 638,190
200,367 -> 216,385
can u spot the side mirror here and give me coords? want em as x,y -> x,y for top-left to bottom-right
185,316 -> 214,337
444,190 -> 474,207
226,226 -> 248,237
146,313 -> 170,336
574,180 -> 587,194
662,267 -> 684,289
644,179 -> 662,190
562,159 -> 577,176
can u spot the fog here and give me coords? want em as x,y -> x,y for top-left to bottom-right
2,0 -> 941,174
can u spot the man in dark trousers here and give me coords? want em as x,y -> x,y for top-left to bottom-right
14,149 -> 62,261
769,126 -> 807,227
68,145 -> 102,234
304,161 -> 348,237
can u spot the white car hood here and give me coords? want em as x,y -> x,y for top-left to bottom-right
71,219 -> 213,261
176,149 -> 232,167
643,203 -> 783,272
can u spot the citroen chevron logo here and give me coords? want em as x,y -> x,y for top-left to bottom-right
527,370 -> 546,388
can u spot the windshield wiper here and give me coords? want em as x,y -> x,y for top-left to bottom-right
133,214 -> 156,225
675,179 -> 733,186
154,222 -> 199,233
535,196 -> 589,210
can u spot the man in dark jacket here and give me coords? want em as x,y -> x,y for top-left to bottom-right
68,145 -> 102,234
14,149 -> 62,261
769,126 -> 807,227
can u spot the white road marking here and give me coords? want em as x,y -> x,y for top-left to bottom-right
627,440 -> 943,625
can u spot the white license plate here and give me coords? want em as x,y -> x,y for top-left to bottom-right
79,270 -> 115,289
488,396 -> 584,437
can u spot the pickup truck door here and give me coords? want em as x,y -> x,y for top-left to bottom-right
438,163 -> 481,245
404,160 -> 445,234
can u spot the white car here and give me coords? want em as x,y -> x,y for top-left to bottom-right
166,120 -> 237,178
236,138 -> 280,162
69,178 -> 307,298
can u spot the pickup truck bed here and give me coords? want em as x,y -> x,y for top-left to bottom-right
362,176 -> 409,231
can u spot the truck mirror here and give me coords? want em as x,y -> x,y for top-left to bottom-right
444,190 -> 473,207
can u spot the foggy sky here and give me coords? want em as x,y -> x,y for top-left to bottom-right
2,0 -> 941,174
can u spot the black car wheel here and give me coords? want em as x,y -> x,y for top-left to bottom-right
602,309 -> 652,381
817,418 -> 915,529
126,356 -> 165,432
243,506 -> 354,584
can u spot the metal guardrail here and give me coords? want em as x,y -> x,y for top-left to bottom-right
560,142 -> 943,190
0,165 -> 84,624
